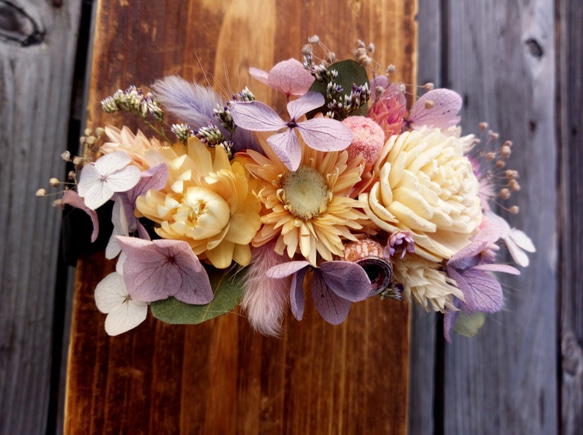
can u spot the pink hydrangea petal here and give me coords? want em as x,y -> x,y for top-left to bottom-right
319,261 -> 371,302
249,67 -> 270,85
297,118 -> 353,152
287,92 -> 324,119
409,89 -> 462,130
116,236 -> 213,304
311,271 -> 352,325
230,101 -> 286,131
61,190 -> 99,242
267,129 -> 302,171
266,59 -> 314,96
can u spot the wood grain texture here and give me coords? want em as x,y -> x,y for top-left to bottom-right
0,1 -> 81,434
558,0 -> 583,433
407,1 -> 442,434
65,1 -> 417,433
443,1 -> 558,434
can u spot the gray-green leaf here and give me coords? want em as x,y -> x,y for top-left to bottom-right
150,265 -> 246,324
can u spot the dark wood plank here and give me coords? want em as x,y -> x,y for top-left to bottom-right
0,1 -> 81,433
65,1 -> 418,433
443,1 -> 558,433
558,0 -> 583,433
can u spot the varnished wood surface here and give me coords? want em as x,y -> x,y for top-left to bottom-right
65,1 -> 417,433
0,1 -> 82,434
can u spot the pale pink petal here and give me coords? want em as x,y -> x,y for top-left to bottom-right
311,271 -> 352,325
267,129 -> 302,171
230,101 -> 286,131
61,190 -> 99,242
409,89 -> 462,130
249,67 -> 270,85
287,92 -> 324,119
297,118 -> 353,152
266,59 -> 314,96
510,229 -> 536,253
474,263 -> 520,275
319,261 -> 371,302
266,260 -> 311,279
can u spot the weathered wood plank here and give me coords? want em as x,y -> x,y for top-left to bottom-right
408,1 -> 442,434
443,1 -> 558,434
65,1 -> 417,433
0,1 -> 81,434
558,0 -> 583,432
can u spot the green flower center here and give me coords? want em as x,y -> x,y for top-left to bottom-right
281,166 -> 329,220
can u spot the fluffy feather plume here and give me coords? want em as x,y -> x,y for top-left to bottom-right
151,76 -> 222,128
241,241 -> 290,336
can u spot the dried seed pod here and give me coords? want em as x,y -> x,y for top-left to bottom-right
344,239 -> 393,296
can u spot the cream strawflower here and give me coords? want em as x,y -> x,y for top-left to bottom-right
241,137 -> 367,265
393,254 -> 463,311
135,138 -> 261,269
361,128 -> 482,261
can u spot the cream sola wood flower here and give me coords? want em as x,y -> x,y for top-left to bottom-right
361,127 -> 482,262
240,137 -> 368,265
135,138 -> 261,269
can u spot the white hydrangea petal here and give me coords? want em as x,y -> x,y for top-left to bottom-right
94,272 -> 128,313
104,299 -> 148,336
103,165 -> 141,193
94,150 -> 132,175
77,164 -> 100,197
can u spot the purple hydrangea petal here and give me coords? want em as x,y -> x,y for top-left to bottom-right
319,261 -> 371,302
290,266 -> 308,321
458,268 -> 503,313
266,260 -> 311,279
311,271 -> 352,325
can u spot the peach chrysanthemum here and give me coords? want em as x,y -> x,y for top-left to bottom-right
361,127 -> 482,262
100,126 -> 165,170
135,138 -> 261,269
241,138 -> 368,265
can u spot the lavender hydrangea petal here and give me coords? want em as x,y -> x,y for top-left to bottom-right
267,129 -> 302,171
286,92 -> 324,119
266,260 -> 311,279
230,101 -> 286,131
266,59 -> 314,96
311,271 -> 352,325
290,266 -> 308,321
409,89 -> 462,130
297,118 -> 353,152
319,261 -> 371,302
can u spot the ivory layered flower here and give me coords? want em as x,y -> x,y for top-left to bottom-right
393,255 -> 463,311
242,139 -> 367,265
361,128 -> 482,261
135,138 -> 261,269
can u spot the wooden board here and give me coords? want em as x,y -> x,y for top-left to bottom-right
65,1 -> 417,433
558,0 -> 583,433
0,1 -> 82,434
443,1 -> 558,434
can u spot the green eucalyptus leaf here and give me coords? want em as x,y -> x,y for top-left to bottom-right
453,312 -> 486,338
150,265 -> 246,324
307,59 -> 370,119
